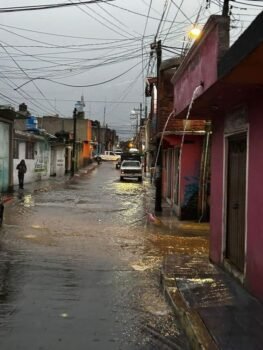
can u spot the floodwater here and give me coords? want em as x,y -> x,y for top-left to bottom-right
0,162 -> 195,350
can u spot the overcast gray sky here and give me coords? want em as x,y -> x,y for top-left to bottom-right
0,0 -> 261,139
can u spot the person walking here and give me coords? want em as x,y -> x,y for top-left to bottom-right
16,159 -> 27,189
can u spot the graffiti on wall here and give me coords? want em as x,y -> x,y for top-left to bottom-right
34,151 -> 48,174
181,176 -> 199,220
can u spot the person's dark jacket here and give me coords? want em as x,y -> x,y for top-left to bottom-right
16,161 -> 27,175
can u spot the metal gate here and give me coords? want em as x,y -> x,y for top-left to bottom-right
226,133 -> 247,272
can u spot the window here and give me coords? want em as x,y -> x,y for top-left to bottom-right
13,139 -> 19,159
26,142 -> 35,159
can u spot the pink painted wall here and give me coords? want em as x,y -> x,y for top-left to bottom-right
180,136 -> 203,219
246,98 -> 263,299
173,27 -> 219,116
209,116 -> 224,263
210,97 -> 263,301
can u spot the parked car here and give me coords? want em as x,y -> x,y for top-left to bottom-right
120,160 -> 143,182
116,152 -> 141,169
99,151 -> 121,161
113,149 -> 123,156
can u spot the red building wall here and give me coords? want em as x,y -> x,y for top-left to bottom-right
246,98 -> 263,298
172,16 -> 229,118
180,136 -> 203,220
162,135 -> 203,220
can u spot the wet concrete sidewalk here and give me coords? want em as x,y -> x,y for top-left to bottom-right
2,162 -> 98,204
160,217 -> 263,350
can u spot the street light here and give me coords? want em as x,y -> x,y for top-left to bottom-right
130,104 -> 143,149
188,25 -> 202,40
130,109 -> 139,148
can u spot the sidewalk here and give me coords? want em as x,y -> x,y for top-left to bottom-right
159,214 -> 263,350
2,162 -> 98,204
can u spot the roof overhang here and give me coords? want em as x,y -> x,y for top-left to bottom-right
14,130 -> 46,141
175,11 -> 263,119
0,108 -> 17,122
158,130 -> 206,139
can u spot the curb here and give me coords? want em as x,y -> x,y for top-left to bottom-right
160,269 -> 218,350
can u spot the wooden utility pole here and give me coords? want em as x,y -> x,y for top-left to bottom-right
222,0 -> 229,16
155,40 -> 162,212
71,108 -> 77,177
103,106 -> 106,127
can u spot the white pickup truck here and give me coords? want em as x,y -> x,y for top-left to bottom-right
99,151 -> 120,161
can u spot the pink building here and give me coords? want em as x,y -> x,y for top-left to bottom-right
151,58 -> 208,220
171,12 -> 263,300
161,123 -> 207,220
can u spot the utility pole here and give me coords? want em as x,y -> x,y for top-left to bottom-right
103,106 -> 106,127
138,102 -> 143,150
71,107 -> 77,177
222,0 -> 229,16
130,105 -> 144,150
144,104 -> 148,173
155,40 -> 162,213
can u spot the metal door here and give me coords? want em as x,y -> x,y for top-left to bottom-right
226,133 -> 247,272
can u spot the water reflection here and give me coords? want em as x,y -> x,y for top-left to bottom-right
17,193 -> 35,208
0,163 -> 193,349
0,248 -> 21,330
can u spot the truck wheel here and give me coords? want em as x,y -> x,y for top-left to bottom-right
120,176 -> 123,181
138,177 -> 142,182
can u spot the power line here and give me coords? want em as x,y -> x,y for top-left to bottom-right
105,2 -> 174,22
231,0 -> 263,6
68,0 -> 134,39
0,0 -> 114,13
0,42 -> 64,116
97,2 -> 141,36
142,0 -> 153,38
14,60 -> 143,90
154,0 -> 169,41
162,0 -> 185,44
14,97 -> 142,103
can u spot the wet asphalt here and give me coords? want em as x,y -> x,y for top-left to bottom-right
0,162 -> 191,350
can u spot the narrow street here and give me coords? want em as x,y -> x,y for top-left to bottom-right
0,163 -> 191,350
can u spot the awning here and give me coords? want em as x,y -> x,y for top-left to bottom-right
163,135 -> 181,146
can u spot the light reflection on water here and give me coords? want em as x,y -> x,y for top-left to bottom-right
17,193 -> 35,208
0,164 -> 197,349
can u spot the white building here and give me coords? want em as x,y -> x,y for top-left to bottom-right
0,107 -> 15,193
13,130 -> 51,186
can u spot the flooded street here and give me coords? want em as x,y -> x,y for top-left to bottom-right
0,163 -> 193,350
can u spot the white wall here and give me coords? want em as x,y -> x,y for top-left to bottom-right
53,145 -> 65,177
13,140 -> 51,186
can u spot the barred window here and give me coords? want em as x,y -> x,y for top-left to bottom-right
26,142 -> 35,159
13,139 -> 19,159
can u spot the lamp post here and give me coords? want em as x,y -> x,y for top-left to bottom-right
130,109 -> 139,148
155,40 -> 162,213
130,103 -> 143,149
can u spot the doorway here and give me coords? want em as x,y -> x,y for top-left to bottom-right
225,133 -> 247,273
